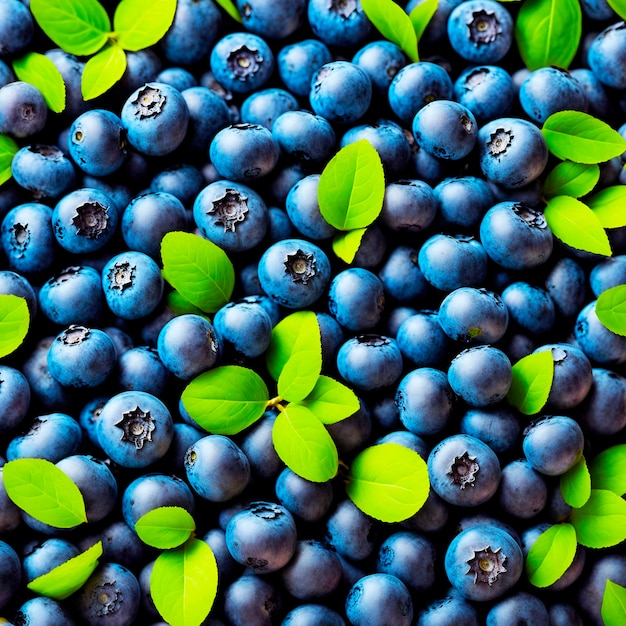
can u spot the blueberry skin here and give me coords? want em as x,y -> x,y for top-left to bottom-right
381,179 -> 437,232
486,591 -> 550,625
445,525 -> 523,601
22,537 -> 80,584
589,254 -> 626,297
434,175 -> 495,231
498,458 -> 548,519
0,539 -> 21,610
0,365 -> 30,435
307,0 -> 372,48
116,346 -> 170,396
0,269 -> 38,317
240,411 -> 282,480
579,367 -> 626,435
155,66 -> 197,91
578,554 -> 626,625
275,467 -> 334,522
416,594 -> 481,626
241,87 -> 299,130
96,391 -> 173,469
277,38 -> 333,97
447,0 -> 514,63
0,0 -> 33,56
181,85 -> 231,154
502,281 -> 555,336
257,238 -> 331,308
588,22 -> 626,89
149,163 -> 204,207
237,0 -> 306,39
352,40 -> 407,96
285,174 -> 337,240
121,82 -> 189,156
575,300 -> 626,366
223,575 -> 282,626
378,245 -> 429,303
454,65 -> 514,121
0,80 -> 46,138
326,498 -> 378,561
459,406 -> 520,455
213,300 -> 273,358
226,501 -> 297,573
428,434 -> 501,507
549,603 -> 586,626
396,311 -> 450,367
282,604 -> 346,626
345,573 -> 413,626
571,67 -> 612,118
13,597 -> 75,626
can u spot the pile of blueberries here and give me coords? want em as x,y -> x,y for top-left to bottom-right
1,0 -> 626,624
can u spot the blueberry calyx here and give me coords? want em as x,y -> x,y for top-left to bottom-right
512,203 -> 548,229
249,501 -> 284,519
60,324 -> 89,345
330,0 -> 358,18
447,450 -> 480,489
9,223 -> 29,256
356,334 -> 390,347
71,202 -> 110,238
467,10 -> 502,45
227,46 -> 263,80
50,266 -> 81,285
91,582 -> 122,616
487,128 -> 513,156
28,145 -> 64,160
115,406 -> 156,449
107,261 -> 135,291
131,85 -> 166,119
208,188 -> 249,232
284,249 -> 317,284
465,546 -> 507,585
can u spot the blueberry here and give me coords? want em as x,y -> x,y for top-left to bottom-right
459,406 -> 520,454
282,604 -> 346,626
181,85 -> 232,155
416,593 -> 481,626
276,38 -> 333,97
486,591 -> 550,625
577,554 -> 626,625
116,346 -> 171,396
237,0 -> 306,39
352,40 -> 407,96
575,299 -> 626,365
213,300 -> 273,359
579,367 -> 626,435
345,573 -> 413,626
149,163 -> 205,207
223,575 -> 282,626
240,410 -> 282,481
241,87 -> 299,130
0,539 -> 21,610
285,174 -> 337,240
0,364 -> 30,435
23,537 -> 80,584
502,281 -> 556,336
434,175 -> 495,231
13,596 -> 75,626
0,0 -> 33,56
587,21 -> 626,90
307,0 -> 372,48
0,80 -> 46,139
378,246 -> 430,303
0,269 -> 37,317
497,458 -> 548,519
454,64 -> 515,122
275,467 -> 334,522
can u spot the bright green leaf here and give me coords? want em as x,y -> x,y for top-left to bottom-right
161,231 -> 235,313
181,365 -> 269,435
525,523 -> 577,588
596,285 -> 626,336
542,110 -> 626,164
266,311 -> 322,402
588,186 -> 626,228
114,0 -> 177,51
602,580 -> 626,626
544,195 -> 612,256
12,53 -> 66,113
151,538 -> 218,626
346,443 -> 429,523
2,458 -> 87,528
135,506 -> 196,549
506,350 -> 554,415
542,161 -> 600,199
570,489 -> 626,548
318,140 -> 385,231
166,290 -> 205,316
409,0 -> 438,45
332,228 -> 367,264
297,375 -> 361,425
560,455 -> 591,508
30,0 -> 111,56
27,541 -> 103,599
272,405 -> 338,482
0,134 -> 18,187
81,43 -> 127,101
607,0 -> 626,19
213,0 -> 242,22
0,295 -> 29,359
590,444 -> 626,496
361,0 -> 418,62
514,0 -> 581,70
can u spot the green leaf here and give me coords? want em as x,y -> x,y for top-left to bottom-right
151,538 -> 218,626
570,489 -> 626,548
596,285 -> 626,336
544,195 -> 612,256
297,375 -> 361,425
318,139 -> 385,231
161,231 -> 235,314
590,444 -> 626,496
114,0 -> 177,51
525,523 -> 578,588
272,405 -> 338,482
0,294 -> 30,359
506,350 -> 554,415
346,443 -> 430,523
81,43 -> 127,101
332,228 -> 367,264
213,0 -> 243,22
0,134 -> 18,186
560,455 -> 591,508
27,541 -> 103,600
602,580 -> 626,626
542,110 -> 626,164
2,458 -> 87,528
514,0 -> 581,70
542,161 -> 600,199
588,186 -> 626,229
361,0 -> 418,62
181,365 -> 269,435
606,0 -> 626,19
12,53 -> 66,113
166,290 -> 205,316
30,0 -> 111,56
135,506 -> 196,549
409,0 -> 438,45
266,311 -> 322,403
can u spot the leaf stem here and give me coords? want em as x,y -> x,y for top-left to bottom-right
267,395 -> 284,409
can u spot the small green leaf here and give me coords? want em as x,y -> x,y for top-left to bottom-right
542,110 -> 626,164
3,458 -> 87,528
588,186 -> 626,228
0,294 -> 30,359
409,0 -> 438,45
0,134 -> 18,186
30,0 -> 111,56
81,43 -> 127,101
570,489 -> 626,548
272,405 -> 338,482
27,541 -> 103,600
602,580 -> 626,626
298,375 -> 360,424
506,350 -> 554,415
266,311 -> 322,403
514,0 -> 581,70
166,290 -> 205,316
590,444 -> 626,496
151,538 -> 218,626
12,53 -> 66,113
318,140 -> 385,231
213,0 -> 242,22
544,195 -> 612,256
135,506 -> 196,549
596,285 -> 626,336
560,455 -> 591,508
114,0 -> 177,51
161,231 -> 235,314
346,443 -> 430,523
181,365 -> 269,435
332,228 -> 367,264
542,161 -> 600,199
361,0 -> 418,62
525,523 -> 578,588
606,0 -> 626,19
